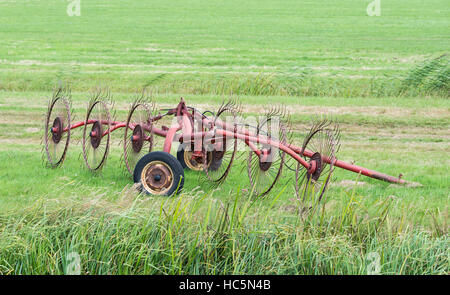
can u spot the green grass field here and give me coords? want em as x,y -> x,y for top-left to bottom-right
0,0 -> 448,274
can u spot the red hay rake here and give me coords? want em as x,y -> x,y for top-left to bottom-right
43,87 -> 406,199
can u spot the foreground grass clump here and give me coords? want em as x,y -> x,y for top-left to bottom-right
0,188 -> 447,275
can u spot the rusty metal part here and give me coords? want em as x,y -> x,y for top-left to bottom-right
132,124 -> 144,152
51,117 -> 63,144
82,94 -> 111,171
307,152 -> 322,181
259,156 -> 272,171
183,148 -> 212,171
43,88 -> 71,168
141,160 -> 174,195
90,120 -> 102,149
178,107 -> 214,172
211,149 -> 225,162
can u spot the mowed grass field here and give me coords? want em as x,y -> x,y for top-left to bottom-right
0,0 -> 448,274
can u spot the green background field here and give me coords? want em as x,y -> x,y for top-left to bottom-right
1,0 -> 449,95
0,0 -> 448,274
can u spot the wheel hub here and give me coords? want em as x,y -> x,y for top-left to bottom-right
131,124 -> 144,153
212,150 -> 225,161
51,117 -> 63,144
90,121 -> 102,149
142,161 -> 174,194
258,148 -> 272,171
184,149 -> 212,171
307,152 -> 322,181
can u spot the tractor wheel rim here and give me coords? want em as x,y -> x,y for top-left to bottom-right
184,150 -> 212,171
141,160 -> 174,195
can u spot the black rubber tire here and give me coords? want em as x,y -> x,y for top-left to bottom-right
133,151 -> 184,196
177,143 -> 222,172
177,144 -> 189,169
208,151 -> 223,172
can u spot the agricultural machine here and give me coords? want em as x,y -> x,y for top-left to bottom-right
43,87 -> 406,200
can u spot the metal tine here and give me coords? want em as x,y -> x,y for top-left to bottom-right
55,82 -> 75,124
215,100 -> 228,119
219,96 -> 241,116
260,104 -> 292,142
129,87 -> 154,122
215,96 -> 242,129
331,121 -> 342,155
318,115 -> 341,156
231,94 -> 243,114
88,85 -> 113,117
300,115 -> 332,155
53,83 -> 81,147
301,115 -> 341,164
88,85 -> 122,130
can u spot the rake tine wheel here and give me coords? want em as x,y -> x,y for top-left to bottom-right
43,87 -> 71,168
247,107 -> 288,196
295,118 -> 340,203
123,97 -> 154,175
82,91 -> 112,171
204,100 -> 239,184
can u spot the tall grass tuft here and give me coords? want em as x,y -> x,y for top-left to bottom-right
0,186 -> 447,275
401,54 -> 449,97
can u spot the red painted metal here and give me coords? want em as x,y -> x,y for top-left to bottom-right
163,124 -> 181,153
57,97 -> 406,185
333,159 -> 405,184
286,143 -> 404,184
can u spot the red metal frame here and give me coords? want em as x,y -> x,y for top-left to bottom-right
59,99 -> 405,185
